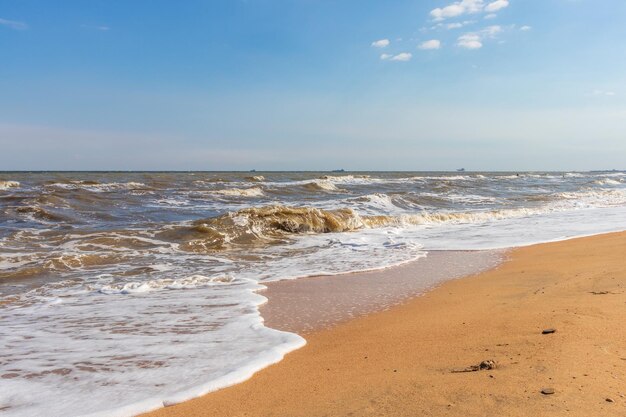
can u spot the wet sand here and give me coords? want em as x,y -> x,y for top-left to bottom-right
261,250 -> 503,334
143,232 -> 626,417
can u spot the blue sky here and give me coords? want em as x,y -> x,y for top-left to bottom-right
1,0 -> 625,171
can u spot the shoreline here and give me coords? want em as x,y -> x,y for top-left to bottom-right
260,249 -> 504,334
143,231 -> 626,417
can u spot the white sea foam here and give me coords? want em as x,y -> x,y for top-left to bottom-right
419,175 -> 474,181
0,180 -> 20,190
264,178 -> 343,191
598,172 -> 626,178
308,179 -> 340,191
46,181 -> 147,192
318,174 -> 371,182
351,193 -> 400,213
97,274 -> 235,294
553,189 -> 626,208
594,178 -> 621,186
0,277 -> 305,417
154,198 -> 190,206
211,187 -> 265,197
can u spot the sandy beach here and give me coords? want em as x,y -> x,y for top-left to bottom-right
142,231 -> 625,417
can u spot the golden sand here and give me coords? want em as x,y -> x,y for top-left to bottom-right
143,232 -> 626,417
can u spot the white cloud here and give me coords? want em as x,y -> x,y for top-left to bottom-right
485,0 -> 509,12
81,24 -> 110,31
371,39 -> 390,48
457,25 -> 503,49
391,52 -> 412,61
457,33 -> 483,49
430,0 -> 510,21
382,52 -> 412,61
431,4 -> 464,21
520,25 -> 532,31
419,39 -> 442,50
432,20 -> 475,30
0,17 -> 28,30
430,0 -> 484,21
593,89 -> 616,97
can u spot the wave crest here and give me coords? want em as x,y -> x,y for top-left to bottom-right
594,178 -> 622,186
0,180 -> 20,190
211,187 -> 265,197
302,180 -> 340,192
46,181 -> 147,192
158,206 -> 370,252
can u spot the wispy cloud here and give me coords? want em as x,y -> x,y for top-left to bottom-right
381,52 -> 412,62
457,33 -> 483,49
592,89 -> 616,97
446,22 -> 464,29
81,24 -> 110,31
520,25 -> 532,31
483,25 -> 503,37
431,20 -> 475,30
457,25 -> 502,49
0,18 -> 28,30
485,0 -> 509,12
418,39 -> 442,50
371,39 -> 390,48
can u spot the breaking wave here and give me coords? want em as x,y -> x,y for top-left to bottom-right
318,174 -> 371,182
45,181 -> 148,192
14,206 -> 71,222
594,178 -> 622,186
0,180 -> 20,190
211,187 -> 265,197
302,180 -> 340,192
158,188 -> 626,252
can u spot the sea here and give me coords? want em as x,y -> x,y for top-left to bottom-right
1,171 -> 625,416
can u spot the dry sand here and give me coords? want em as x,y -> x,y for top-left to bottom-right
143,232 -> 626,417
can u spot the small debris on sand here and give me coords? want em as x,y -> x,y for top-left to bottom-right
542,328 -> 557,334
605,398 -> 614,403
541,388 -> 556,395
451,360 -> 497,373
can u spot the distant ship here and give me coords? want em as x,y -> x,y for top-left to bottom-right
331,169 -> 345,173
457,168 -> 465,172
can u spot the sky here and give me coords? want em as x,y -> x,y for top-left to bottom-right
1,0 -> 625,171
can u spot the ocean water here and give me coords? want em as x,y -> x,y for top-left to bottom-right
1,171 -> 625,416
